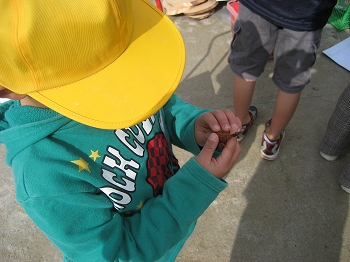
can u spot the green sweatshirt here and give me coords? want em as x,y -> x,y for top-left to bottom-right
0,94 -> 227,262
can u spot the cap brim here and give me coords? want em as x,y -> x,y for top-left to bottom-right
28,0 -> 185,129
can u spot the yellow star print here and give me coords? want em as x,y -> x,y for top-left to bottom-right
89,150 -> 101,161
137,200 -> 143,210
71,158 -> 91,173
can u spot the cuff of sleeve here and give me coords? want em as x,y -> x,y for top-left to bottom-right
183,157 -> 227,193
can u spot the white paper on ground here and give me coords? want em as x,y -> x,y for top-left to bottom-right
323,36 -> 350,72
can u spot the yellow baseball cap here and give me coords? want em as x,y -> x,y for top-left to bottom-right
0,0 -> 185,129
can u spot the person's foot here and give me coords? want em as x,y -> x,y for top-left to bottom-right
237,106 -> 258,142
320,151 -> 338,161
341,185 -> 350,194
260,118 -> 285,160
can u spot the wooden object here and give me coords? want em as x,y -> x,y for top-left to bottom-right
166,0 -> 207,8
183,0 -> 218,16
187,9 -> 215,19
162,0 -> 192,15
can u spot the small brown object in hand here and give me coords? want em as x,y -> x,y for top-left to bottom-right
215,131 -> 242,144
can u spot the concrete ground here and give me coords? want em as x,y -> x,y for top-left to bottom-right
1,2 -> 350,261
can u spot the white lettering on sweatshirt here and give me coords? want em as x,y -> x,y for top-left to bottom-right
99,115 -> 156,210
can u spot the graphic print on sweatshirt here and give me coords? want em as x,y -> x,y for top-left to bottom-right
147,132 -> 179,196
98,112 -> 179,211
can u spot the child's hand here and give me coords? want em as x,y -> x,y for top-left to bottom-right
195,132 -> 241,179
194,110 -> 242,179
194,109 -> 241,148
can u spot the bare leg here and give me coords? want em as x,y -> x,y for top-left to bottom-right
233,74 -> 256,125
267,89 -> 301,140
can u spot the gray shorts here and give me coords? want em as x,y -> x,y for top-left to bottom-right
228,4 -> 323,94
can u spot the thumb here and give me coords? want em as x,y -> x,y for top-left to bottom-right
196,133 -> 219,164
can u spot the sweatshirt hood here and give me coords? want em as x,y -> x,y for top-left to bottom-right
0,100 -> 71,166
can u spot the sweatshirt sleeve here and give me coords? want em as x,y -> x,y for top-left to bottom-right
18,157 -> 227,262
162,95 -> 211,155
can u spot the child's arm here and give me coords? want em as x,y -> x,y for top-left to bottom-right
162,94 -> 212,154
162,94 -> 242,178
18,155 -> 228,262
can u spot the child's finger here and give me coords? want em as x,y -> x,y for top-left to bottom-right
210,110 -> 241,133
219,137 -> 241,167
196,133 -> 219,164
211,110 -> 231,132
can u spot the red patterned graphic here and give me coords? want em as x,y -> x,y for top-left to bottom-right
147,133 -> 179,196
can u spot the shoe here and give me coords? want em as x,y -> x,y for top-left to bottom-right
237,106 -> 258,142
260,118 -> 285,161
341,185 -> 350,194
320,151 -> 338,161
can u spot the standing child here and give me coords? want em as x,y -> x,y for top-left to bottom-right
228,0 -> 337,160
0,0 -> 242,261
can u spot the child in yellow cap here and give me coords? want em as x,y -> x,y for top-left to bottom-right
0,0 -> 241,261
